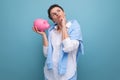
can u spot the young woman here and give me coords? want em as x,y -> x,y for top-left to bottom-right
33,4 -> 83,80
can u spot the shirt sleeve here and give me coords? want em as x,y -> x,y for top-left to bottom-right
43,46 -> 48,57
62,37 -> 79,53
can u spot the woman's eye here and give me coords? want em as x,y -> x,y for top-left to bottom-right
57,10 -> 60,12
52,14 -> 55,17
51,13 -> 56,17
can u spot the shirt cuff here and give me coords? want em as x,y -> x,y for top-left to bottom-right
43,46 -> 48,49
43,46 -> 48,57
62,37 -> 71,47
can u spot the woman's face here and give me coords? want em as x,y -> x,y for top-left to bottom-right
50,7 -> 65,24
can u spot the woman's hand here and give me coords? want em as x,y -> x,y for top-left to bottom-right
32,26 -> 46,36
61,17 -> 67,31
61,17 -> 66,27
60,17 -> 69,40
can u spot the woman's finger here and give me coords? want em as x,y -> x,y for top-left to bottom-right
32,27 -> 36,32
35,27 -> 38,31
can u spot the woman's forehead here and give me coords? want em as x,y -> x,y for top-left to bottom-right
50,7 -> 62,12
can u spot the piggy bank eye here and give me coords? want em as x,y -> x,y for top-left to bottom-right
43,21 -> 46,24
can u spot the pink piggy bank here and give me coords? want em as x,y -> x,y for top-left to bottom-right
33,18 -> 50,32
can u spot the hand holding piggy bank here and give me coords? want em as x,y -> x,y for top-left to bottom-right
33,18 -> 50,32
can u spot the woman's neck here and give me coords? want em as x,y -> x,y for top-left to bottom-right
56,25 -> 62,32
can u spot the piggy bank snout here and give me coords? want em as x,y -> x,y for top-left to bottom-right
43,21 -> 49,28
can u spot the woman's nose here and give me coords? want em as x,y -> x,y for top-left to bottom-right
56,12 -> 59,16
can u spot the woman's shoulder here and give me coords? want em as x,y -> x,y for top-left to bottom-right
68,19 -> 78,23
68,19 -> 80,28
48,24 -> 56,32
